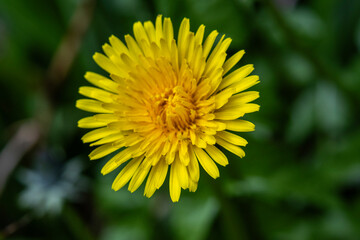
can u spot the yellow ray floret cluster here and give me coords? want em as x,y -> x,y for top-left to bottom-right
76,15 -> 259,202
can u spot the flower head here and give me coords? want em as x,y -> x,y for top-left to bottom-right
76,15 -> 259,202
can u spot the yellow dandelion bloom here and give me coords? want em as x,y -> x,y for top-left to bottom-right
76,15 -> 259,202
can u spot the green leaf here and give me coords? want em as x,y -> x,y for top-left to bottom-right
282,52 -> 315,86
171,196 -> 219,240
315,81 -> 349,136
101,216 -> 150,240
285,8 -> 324,41
286,88 -> 315,143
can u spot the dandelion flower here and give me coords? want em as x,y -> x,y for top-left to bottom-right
76,15 -> 259,202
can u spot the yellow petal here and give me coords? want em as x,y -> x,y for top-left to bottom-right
101,146 -> 139,175
78,116 -> 112,128
102,43 -> 117,58
223,50 -> 245,75
153,159 -> 168,189
216,131 -> 248,146
196,120 -> 226,131
194,80 -> 211,100
93,113 -> 119,121
214,103 -> 260,120
90,133 -> 124,146
84,72 -> 119,93
170,163 -> 181,202
191,45 -> 206,80
79,86 -> 114,103
107,121 -> 136,131
179,140 -> 190,166
216,137 -> 245,158
81,127 -> 119,143
125,34 -> 143,59
170,39 -> 180,73
177,17 -> 190,62
147,147 -> 163,166
112,156 -> 143,191
133,21 -> 150,46
222,120 -> 255,132
195,24 -> 205,45
193,147 -> 219,179
128,161 -> 151,193
189,179 -> 198,192
155,15 -> 163,43
174,156 -> 189,189
76,99 -> 113,113
232,75 -> 260,93
89,143 -> 120,160
188,145 -> 200,182
202,30 -> 218,59
214,88 -> 236,109
120,53 -> 136,69
219,64 -> 254,90
115,133 -> 144,147
195,134 -> 207,149
144,21 -> 156,42
109,35 -> 130,56
227,91 -> 259,105
93,52 -> 123,76
144,166 -> 157,198
200,133 -> 216,145
207,68 -> 224,96
140,129 -> 162,151
165,140 -> 178,164
144,137 -> 164,159
163,17 -> 174,47
205,145 -> 228,166
205,37 -> 231,75
187,33 -> 197,62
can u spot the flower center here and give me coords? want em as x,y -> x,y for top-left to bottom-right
153,86 -> 196,132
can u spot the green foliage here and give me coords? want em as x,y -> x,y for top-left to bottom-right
170,196 -> 219,240
1,0 -> 360,239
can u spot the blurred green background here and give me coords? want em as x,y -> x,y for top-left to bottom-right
1,0 -> 360,239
